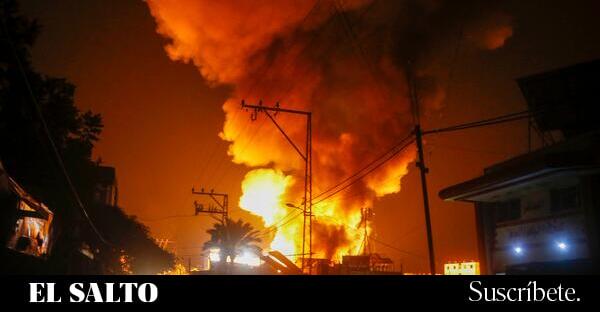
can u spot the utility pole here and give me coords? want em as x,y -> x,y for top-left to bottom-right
408,63 -> 436,275
414,125 -> 436,275
191,187 -> 229,223
155,238 -> 172,250
360,207 -> 373,256
241,100 -> 313,274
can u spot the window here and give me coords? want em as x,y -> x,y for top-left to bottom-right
550,187 -> 578,213
495,199 -> 521,223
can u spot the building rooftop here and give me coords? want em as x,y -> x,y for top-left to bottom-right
439,131 -> 600,202
440,59 -> 600,203
517,58 -> 600,137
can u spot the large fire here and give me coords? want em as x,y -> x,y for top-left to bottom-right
147,0 -> 513,263
235,160 -> 416,261
239,169 -> 299,256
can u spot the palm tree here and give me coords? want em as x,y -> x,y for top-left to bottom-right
203,218 -> 262,271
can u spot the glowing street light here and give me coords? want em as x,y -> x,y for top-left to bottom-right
209,248 -> 221,262
286,203 -> 303,210
513,246 -> 524,255
557,241 -> 568,251
286,202 -> 313,216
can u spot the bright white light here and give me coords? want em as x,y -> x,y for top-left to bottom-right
557,241 -> 568,251
513,246 -> 523,255
234,251 -> 261,267
209,248 -> 221,262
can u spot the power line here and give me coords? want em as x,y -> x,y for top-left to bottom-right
257,208 -> 300,236
314,133 -> 414,201
444,11 -> 466,111
312,210 -> 424,259
209,0 -> 325,191
368,235 -> 424,259
313,138 -> 414,207
141,214 -> 196,222
210,0 -> 378,202
423,109 -> 536,135
213,117 -> 267,191
332,0 -> 388,106
258,210 -> 304,238
313,137 -> 415,207
213,0 -> 365,193
201,0 -> 334,261
275,0 -> 334,101
313,167 -> 413,208
430,142 -> 509,156
1,15 -> 111,246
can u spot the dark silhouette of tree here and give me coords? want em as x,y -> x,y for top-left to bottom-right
92,205 -> 175,274
0,0 -> 173,274
203,218 -> 262,272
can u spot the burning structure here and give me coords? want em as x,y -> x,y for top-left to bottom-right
0,160 -> 54,271
440,60 -> 600,274
341,254 -> 395,274
147,0 -> 514,267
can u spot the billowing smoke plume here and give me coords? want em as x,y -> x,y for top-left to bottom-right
147,0 -> 513,260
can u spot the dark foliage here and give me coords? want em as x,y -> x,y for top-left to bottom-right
203,217 -> 262,272
0,0 -> 173,274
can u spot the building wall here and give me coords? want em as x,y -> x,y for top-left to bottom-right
492,213 -> 589,273
479,175 -> 596,274
581,175 -> 600,271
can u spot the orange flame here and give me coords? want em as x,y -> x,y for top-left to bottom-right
147,0 -> 513,263
239,169 -> 300,256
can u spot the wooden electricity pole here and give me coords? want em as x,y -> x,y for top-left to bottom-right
414,125 -> 436,275
408,63 -> 437,275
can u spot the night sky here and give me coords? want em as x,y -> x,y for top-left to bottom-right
19,0 -> 600,272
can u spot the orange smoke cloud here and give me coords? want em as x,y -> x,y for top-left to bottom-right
147,0 -> 514,261
468,13 -> 514,50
